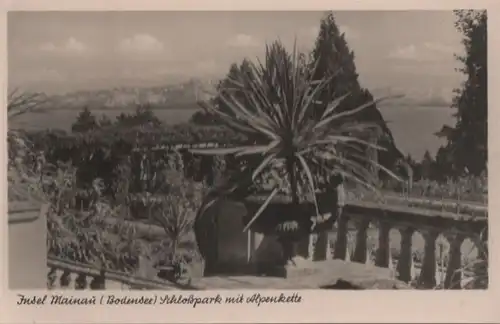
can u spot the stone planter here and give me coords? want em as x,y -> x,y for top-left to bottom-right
194,191 -> 338,278
242,194 -> 337,278
8,200 -> 49,289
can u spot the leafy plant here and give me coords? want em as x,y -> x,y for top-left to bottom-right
189,40 -> 402,261
7,88 -> 47,120
143,170 -> 206,281
458,228 -> 488,289
8,89 -> 50,203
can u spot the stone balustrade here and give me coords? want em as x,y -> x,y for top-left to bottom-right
47,257 -> 181,290
313,200 -> 488,289
10,195 -> 486,290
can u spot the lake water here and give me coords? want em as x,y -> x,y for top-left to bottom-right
10,105 -> 455,160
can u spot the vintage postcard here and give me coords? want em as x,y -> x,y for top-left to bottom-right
1,0 -> 497,323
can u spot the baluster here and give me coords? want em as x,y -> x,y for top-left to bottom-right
326,236 -> 333,260
417,229 -> 439,289
333,215 -> 349,260
309,233 -> 317,261
75,273 -> 88,290
375,221 -> 392,268
69,273 -> 80,289
47,267 -> 57,289
352,218 -> 370,263
121,282 -> 132,290
59,270 -> 71,289
366,247 -> 374,265
90,269 -> 106,290
85,275 -> 94,289
397,227 -> 415,283
470,233 -> 488,289
388,248 -> 394,272
435,241 -> 446,288
410,253 -> 416,280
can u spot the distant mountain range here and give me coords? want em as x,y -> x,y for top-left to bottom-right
36,78 -> 216,111
33,79 -> 451,111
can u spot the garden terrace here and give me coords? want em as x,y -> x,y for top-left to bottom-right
43,196 -> 487,290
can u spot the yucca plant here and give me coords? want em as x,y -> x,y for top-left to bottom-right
190,40 -> 402,265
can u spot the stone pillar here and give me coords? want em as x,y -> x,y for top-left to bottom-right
375,221 -> 392,268
314,232 -> 331,261
397,226 -> 415,283
352,218 -> 370,264
334,215 -> 349,260
417,229 -> 439,289
444,232 -> 465,289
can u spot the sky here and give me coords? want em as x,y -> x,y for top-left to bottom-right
8,11 -> 465,100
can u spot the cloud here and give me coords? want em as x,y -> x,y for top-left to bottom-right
423,42 -> 456,54
227,34 -> 260,47
118,34 -> 164,54
388,44 -> 419,60
39,37 -> 88,55
388,42 -> 458,61
390,62 -> 461,78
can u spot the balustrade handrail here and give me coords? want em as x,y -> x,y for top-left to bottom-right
343,200 -> 487,234
346,199 -> 487,219
379,191 -> 487,207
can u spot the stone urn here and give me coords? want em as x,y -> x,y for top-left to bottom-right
193,188 -> 340,278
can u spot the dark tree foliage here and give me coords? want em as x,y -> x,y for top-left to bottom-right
436,10 -> 487,177
98,114 -> 113,128
189,62 -> 246,126
71,107 -> 98,133
308,11 -> 404,176
420,150 -> 434,180
115,104 -> 163,129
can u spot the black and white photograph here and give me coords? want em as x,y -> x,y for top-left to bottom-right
7,10 -> 488,291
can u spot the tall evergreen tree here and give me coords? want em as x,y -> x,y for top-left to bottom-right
421,150 -> 434,179
190,63 -> 242,125
436,10 -> 487,176
72,107 -> 98,133
308,11 -> 404,176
